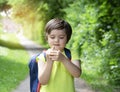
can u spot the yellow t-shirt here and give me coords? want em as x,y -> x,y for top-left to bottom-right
37,51 -> 75,92
71,48 -> 80,61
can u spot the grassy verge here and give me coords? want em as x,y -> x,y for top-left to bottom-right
0,33 -> 30,92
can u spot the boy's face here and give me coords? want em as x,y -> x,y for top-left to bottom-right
47,29 -> 67,51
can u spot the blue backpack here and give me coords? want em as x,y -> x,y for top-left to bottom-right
28,48 -> 71,92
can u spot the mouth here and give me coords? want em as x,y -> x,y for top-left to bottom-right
54,44 -> 60,46
53,45 -> 60,49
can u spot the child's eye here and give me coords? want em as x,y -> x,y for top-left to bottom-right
59,36 -> 64,39
50,36 -> 55,39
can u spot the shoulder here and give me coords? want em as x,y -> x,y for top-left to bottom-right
36,51 -> 46,62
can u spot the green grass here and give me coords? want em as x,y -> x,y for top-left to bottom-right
0,47 -> 30,92
0,33 -> 30,92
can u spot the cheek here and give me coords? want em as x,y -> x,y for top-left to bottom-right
48,39 -> 52,44
60,39 -> 67,46
47,38 -> 53,45
61,40 -> 66,44
61,42 -> 67,47
62,37 -> 67,44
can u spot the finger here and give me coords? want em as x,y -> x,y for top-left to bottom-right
51,46 -> 55,50
56,50 -> 59,55
54,46 -> 57,50
50,56 -> 57,61
50,51 -> 58,56
46,49 -> 50,55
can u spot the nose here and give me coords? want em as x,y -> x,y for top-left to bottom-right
55,38 -> 59,42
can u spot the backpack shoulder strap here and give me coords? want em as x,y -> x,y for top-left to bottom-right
64,48 -> 71,60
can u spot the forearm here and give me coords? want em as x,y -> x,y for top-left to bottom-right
62,58 -> 81,78
38,61 -> 53,85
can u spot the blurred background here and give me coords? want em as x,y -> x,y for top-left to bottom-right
0,0 -> 120,92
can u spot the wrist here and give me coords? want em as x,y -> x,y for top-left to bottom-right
61,57 -> 68,63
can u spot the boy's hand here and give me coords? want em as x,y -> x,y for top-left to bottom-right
46,48 -> 53,62
46,46 -> 65,61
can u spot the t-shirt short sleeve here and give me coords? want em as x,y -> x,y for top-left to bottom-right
36,53 -> 45,62
71,49 -> 80,61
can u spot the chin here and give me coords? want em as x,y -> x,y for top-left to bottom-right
56,48 -> 60,50
54,46 -> 60,50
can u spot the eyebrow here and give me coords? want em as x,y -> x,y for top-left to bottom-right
49,33 -> 66,35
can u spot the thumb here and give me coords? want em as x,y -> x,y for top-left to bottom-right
52,46 -> 55,50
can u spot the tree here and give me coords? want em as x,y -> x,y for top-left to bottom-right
0,0 -> 11,17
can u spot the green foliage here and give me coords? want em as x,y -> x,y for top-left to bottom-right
64,0 -> 98,58
64,0 -> 120,91
95,0 -> 120,86
1,0 -> 120,91
0,0 -> 11,14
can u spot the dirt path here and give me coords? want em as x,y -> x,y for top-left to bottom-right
12,34 -> 94,92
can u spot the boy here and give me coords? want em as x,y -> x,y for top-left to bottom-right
37,18 -> 81,92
